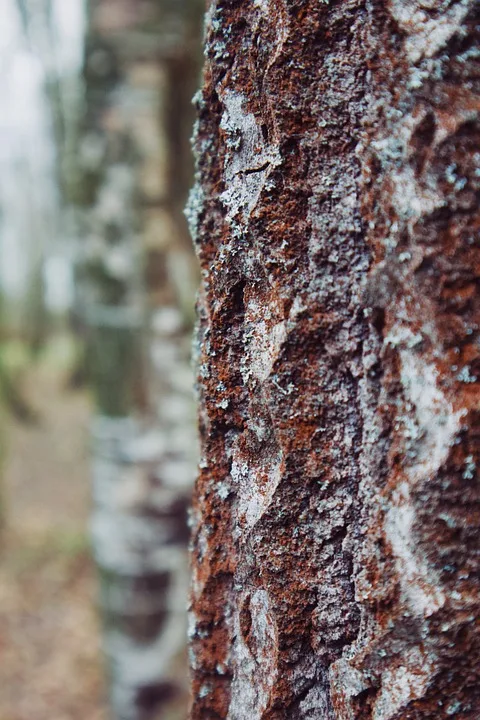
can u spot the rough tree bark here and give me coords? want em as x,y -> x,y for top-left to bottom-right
188,2 -> 480,718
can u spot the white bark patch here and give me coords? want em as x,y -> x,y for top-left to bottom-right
242,297 -> 287,383
389,164 -> 442,224
370,111 -> 443,245
386,483 -> 445,616
219,90 -> 281,222
231,451 -> 283,531
373,647 -> 437,720
384,327 -> 463,616
228,589 -> 278,719
399,341 -> 462,481
248,319 -> 287,383
390,0 -> 472,63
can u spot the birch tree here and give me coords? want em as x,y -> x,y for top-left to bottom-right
77,1 -> 202,718
188,2 -> 480,718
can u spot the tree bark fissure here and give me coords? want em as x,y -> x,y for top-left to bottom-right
188,1 -> 479,719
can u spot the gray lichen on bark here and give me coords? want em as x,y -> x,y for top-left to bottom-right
188,1 -> 480,718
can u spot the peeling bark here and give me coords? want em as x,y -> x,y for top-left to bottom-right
188,2 -> 480,718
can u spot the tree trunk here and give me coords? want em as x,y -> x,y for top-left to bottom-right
78,1 -> 202,718
188,2 -> 480,718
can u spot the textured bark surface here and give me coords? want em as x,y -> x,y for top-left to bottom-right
188,2 -> 480,718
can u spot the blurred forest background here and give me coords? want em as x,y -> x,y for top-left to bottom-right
0,1 -> 203,718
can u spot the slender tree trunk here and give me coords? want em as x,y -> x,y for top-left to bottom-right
78,1 -> 202,718
188,2 -> 480,718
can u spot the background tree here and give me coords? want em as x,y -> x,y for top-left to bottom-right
188,2 -> 480,718
75,1 -> 202,718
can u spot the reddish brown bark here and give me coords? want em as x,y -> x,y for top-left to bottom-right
188,1 -> 479,718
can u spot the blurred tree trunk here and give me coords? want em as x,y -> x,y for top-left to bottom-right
77,1 -> 202,718
188,2 -> 480,718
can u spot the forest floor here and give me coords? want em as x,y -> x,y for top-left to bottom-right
0,337 -> 108,720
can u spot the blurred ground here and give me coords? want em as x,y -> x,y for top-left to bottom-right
0,337 -> 108,720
